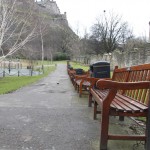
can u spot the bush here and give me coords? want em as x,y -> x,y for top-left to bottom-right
53,52 -> 70,61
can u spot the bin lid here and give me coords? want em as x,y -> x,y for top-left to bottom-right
75,68 -> 83,71
91,61 -> 110,66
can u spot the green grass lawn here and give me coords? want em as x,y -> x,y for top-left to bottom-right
70,62 -> 90,71
0,60 -> 67,95
0,66 -> 56,95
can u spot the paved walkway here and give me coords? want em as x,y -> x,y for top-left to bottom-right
0,64 -> 145,150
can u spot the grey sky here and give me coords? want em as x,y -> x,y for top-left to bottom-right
56,0 -> 150,37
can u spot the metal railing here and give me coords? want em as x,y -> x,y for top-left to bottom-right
0,68 -> 43,77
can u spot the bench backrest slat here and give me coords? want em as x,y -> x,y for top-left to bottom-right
112,64 -> 150,106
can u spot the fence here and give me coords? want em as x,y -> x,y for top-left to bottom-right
0,68 -> 43,77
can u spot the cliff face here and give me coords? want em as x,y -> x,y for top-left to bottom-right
14,0 -> 78,60
16,0 -> 66,20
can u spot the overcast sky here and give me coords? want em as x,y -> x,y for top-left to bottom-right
56,0 -> 150,38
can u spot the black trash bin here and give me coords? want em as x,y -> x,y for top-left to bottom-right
75,68 -> 83,75
90,61 -> 110,78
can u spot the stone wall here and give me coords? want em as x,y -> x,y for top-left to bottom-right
73,43 -> 150,69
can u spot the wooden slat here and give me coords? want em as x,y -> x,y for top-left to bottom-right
141,70 -> 150,103
139,70 -> 148,102
113,98 -> 132,112
145,90 -> 150,105
126,72 -> 134,96
130,63 -> 150,71
115,95 -> 140,112
91,89 -> 103,105
117,94 -> 148,110
108,134 -> 146,141
131,71 -> 140,98
83,81 -> 90,86
111,101 -> 124,111
134,70 -> 144,100
94,89 -> 108,99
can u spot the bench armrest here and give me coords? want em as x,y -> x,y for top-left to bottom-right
74,75 -> 89,81
96,79 -> 150,90
86,77 -> 112,88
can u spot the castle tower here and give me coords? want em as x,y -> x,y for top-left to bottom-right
37,0 -> 60,14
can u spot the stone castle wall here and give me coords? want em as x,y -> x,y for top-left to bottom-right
36,0 -> 67,23
37,0 -> 60,14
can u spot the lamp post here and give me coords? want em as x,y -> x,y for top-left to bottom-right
17,59 -> 20,76
149,21 -> 150,43
8,60 -> 11,74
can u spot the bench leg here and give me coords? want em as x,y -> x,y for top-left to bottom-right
94,101 -> 98,120
119,116 -> 124,121
88,92 -> 92,107
100,110 -> 109,150
77,85 -> 79,93
79,84 -> 82,97
74,83 -> 77,90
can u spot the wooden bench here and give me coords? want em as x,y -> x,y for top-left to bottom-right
74,65 -> 111,97
74,75 -> 111,97
89,64 -> 150,150
68,68 -> 89,89
74,73 -> 91,97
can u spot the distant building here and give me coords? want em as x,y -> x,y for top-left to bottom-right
36,0 -> 67,21
37,0 -> 60,14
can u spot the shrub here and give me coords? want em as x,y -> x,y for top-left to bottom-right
53,52 -> 70,61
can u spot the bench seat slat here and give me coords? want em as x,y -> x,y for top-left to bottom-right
112,98 -> 133,112
111,101 -> 125,111
82,81 -> 90,87
115,95 -> 141,112
117,94 -> 148,110
92,89 -> 126,111
94,89 -> 108,99
92,89 -> 148,113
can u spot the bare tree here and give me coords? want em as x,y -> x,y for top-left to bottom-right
38,20 -> 51,67
90,11 -> 133,59
0,0 -> 38,62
